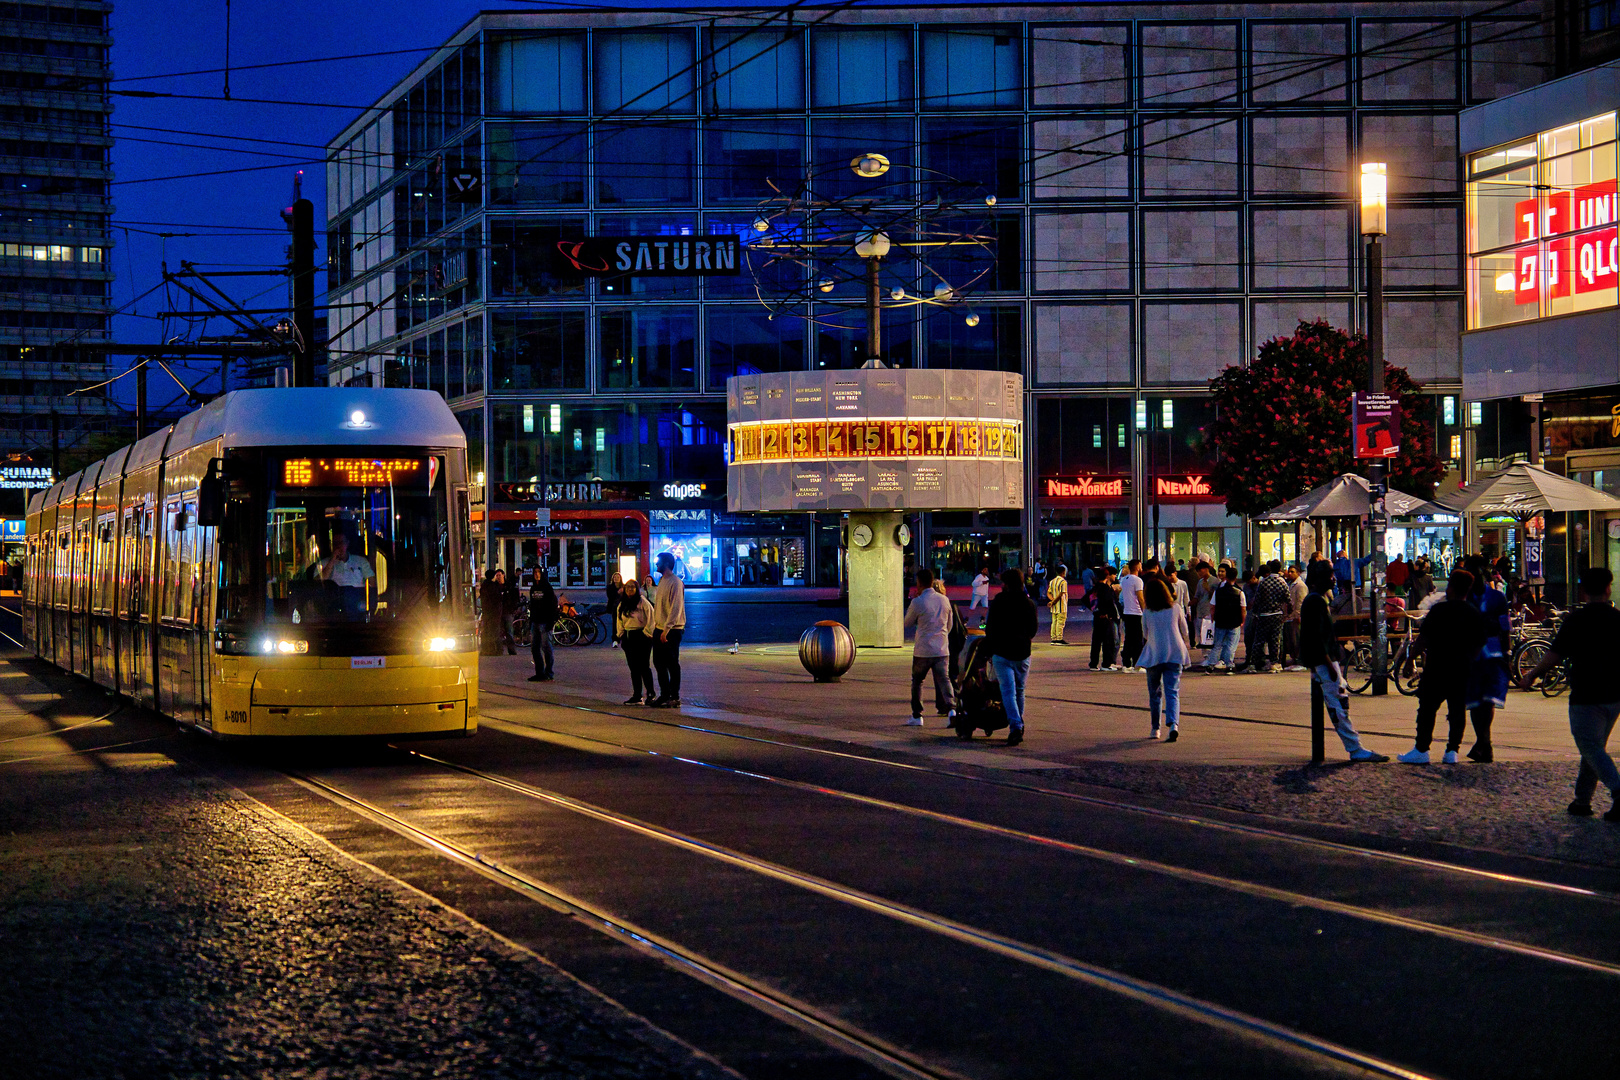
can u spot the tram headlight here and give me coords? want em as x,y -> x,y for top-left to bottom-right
272,639 -> 308,655
424,636 -> 458,653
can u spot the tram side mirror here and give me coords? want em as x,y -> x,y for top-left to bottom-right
197,460 -> 225,527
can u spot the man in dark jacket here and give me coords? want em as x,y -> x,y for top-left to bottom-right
1087,566 -> 1121,671
1462,554 -> 1511,762
984,568 -> 1038,746
1299,562 -> 1388,762
1398,570 -> 1488,765
527,572 -> 559,682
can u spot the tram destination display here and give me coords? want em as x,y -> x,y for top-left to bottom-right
281,457 -> 426,487
726,369 -> 1025,512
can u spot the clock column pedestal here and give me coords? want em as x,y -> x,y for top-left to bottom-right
847,510 -> 905,648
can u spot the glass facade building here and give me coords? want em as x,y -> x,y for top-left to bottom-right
327,4 -> 1550,587
0,0 -> 117,473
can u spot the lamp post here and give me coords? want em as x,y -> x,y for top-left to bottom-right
1361,162 -> 1390,696
854,229 -> 891,368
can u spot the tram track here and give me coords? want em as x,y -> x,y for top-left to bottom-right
439,715 -> 1620,979
287,755 -> 1441,1080
479,684 -> 1613,902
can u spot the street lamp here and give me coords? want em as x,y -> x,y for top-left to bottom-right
1361,162 -> 1390,696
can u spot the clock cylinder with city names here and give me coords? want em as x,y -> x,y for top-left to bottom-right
725,369 -> 1025,512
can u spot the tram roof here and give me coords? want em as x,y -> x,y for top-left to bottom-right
186,387 -> 466,452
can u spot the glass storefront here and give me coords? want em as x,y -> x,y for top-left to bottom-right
1466,112 -> 1618,330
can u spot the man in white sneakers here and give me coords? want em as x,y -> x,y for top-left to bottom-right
904,567 -> 956,726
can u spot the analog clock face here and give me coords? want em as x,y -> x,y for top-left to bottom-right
852,524 -> 874,548
895,523 -> 912,546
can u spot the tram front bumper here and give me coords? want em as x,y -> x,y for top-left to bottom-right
230,653 -> 478,737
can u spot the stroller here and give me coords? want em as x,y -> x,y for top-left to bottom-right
952,634 -> 1009,740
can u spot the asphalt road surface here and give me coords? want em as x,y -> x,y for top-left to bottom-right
3,604 -> 1618,1078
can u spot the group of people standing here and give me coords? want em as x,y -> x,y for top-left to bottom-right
605,551 -> 687,708
906,566 -> 1037,747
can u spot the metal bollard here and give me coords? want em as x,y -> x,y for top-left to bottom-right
1310,676 -> 1326,765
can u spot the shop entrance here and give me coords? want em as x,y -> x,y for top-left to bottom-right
720,536 -> 804,585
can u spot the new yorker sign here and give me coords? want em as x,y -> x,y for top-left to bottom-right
555,235 -> 741,277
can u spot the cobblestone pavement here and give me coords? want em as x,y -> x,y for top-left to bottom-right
0,729 -> 735,1079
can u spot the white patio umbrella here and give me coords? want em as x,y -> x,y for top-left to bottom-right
1436,462 -> 1620,516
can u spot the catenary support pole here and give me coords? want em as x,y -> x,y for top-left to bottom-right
291,197 -> 316,387
1367,236 -> 1389,696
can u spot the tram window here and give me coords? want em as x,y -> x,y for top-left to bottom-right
256,453 -> 466,626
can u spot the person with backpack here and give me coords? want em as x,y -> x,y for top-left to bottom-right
1046,564 -> 1070,645
1208,565 -> 1245,672
1119,559 -> 1145,670
1299,562 -> 1388,762
1088,566 -> 1122,671
984,568 -> 1038,746
1397,570 -> 1489,765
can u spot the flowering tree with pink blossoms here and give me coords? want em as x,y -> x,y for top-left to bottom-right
1205,320 -> 1444,518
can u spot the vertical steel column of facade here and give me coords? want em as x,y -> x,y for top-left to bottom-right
1131,397 -> 1147,562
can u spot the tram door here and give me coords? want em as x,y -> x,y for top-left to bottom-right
129,506 -> 154,709
115,509 -> 135,698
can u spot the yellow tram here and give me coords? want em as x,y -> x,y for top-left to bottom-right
22,388 -> 478,738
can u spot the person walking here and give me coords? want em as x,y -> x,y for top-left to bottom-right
968,564 -> 991,623
1138,576 -> 1190,742
649,551 -> 686,708
1462,553 -> 1511,763
1046,564 -> 1070,645
1088,566 -> 1122,670
1120,559 -> 1145,670
1523,566 -> 1620,819
932,578 -> 969,688
1250,561 -> 1291,673
527,572 -> 558,682
1283,564 -> 1308,671
1208,565 -> 1245,672
1299,563 -> 1388,762
984,568 -> 1037,746
1191,561 -> 1217,663
904,569 -> 957,726
479,569 -> 502,656
499,569 -> 521,655
1397,570 -> 1488,764
614,578 -> 656,704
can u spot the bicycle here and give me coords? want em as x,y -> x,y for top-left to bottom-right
1344,639 -> 1375,695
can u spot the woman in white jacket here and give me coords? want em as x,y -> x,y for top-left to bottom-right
614,578 -> 657,705
1138,574 -> 1191,742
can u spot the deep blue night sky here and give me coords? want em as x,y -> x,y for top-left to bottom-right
106,1 -> 643,404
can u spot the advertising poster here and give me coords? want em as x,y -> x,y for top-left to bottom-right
1352,393 -> 1401,459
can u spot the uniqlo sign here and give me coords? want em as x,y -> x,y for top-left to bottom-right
1513,179 -> 1617,304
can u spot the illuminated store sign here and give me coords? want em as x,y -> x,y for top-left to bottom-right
554,235 -> 740,277
1154,475 -> 1214,499
0,465 -> 52,490
1043,475 -> 1129,499
1467,112 -> 1618,329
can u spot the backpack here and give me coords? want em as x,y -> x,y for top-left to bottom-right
1214,581 -> 1243,629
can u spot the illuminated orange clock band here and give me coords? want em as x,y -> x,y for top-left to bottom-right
282,458 -> 425,487
728,419 -> 1022,464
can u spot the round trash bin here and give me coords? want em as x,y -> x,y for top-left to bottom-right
799,620 -> 856,682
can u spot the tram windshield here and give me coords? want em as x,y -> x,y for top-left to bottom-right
261,454 -> 463,626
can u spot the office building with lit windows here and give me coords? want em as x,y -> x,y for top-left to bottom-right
0,0 -> 116,472
326,3 -> 1571,589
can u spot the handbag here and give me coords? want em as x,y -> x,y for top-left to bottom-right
1196,617 -> 1215,647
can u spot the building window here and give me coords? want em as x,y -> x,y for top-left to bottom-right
811,118 -> 912,202
491,312 -> 588,390
707,30 -> 803,111
447,321 -> 465,399
920,27 -> 1020,109
487,34 -> 585,114
595,30 -> 697,113
705,119 -> 804,204
811,28 -> 911,110
596,123 -> 695,205
598,307 -> 698,390
489,219 -> 588,297
704,213 -> 804,299
922,117 -> 1021,200
488,124 -> 586,205
1465,112 -> 1618,329
815,307 -> 914,369
707,309 -> 804,389
925,305 -> 1021,372
493,402 -> 725,483
595,214 -> 699,299
465,316 -> 484,394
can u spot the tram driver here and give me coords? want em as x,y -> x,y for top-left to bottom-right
315,529 -> 375,618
